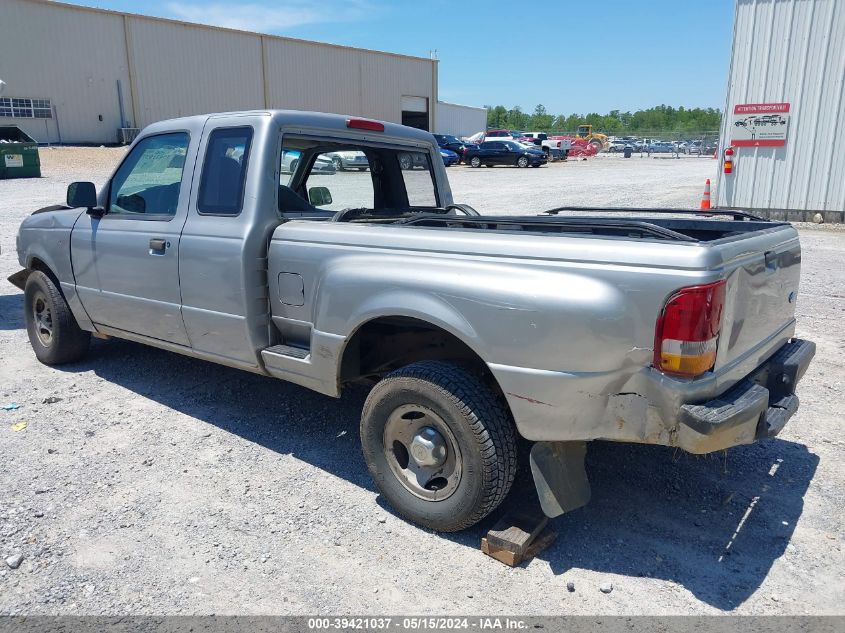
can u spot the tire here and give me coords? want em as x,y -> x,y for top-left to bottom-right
399,154 -> 412,170
470,156 -> 482,168
24,270 -> 90,365
360,360 -> 517,532
289,159 -> 299,173
589,139 -> 603,152
332,157 -> 344,171
517,155 -> 529,168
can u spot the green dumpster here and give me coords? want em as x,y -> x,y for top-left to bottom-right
0,126 -> 41,179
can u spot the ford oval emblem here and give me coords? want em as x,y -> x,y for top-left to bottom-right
788,291 -> 796,303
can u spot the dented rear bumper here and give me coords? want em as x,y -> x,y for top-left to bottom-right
490,334 -> 815,454
676,338 -> 815,452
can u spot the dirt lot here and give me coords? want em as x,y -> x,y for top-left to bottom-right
0,147 -> 843,615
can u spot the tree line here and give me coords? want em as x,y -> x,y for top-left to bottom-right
484,104 -> 722,137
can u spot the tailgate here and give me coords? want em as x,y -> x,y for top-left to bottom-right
715,227 -> 801,370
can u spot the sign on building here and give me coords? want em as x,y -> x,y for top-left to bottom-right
730,103 -> 790,147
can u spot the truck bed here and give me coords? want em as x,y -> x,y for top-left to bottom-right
397,214 -> 786,243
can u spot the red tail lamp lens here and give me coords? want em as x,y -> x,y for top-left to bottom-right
654,280 -> 726,377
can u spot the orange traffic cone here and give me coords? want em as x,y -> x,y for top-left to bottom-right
700,179 -> 712,210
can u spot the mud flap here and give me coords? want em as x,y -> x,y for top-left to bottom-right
529,441 -> 591,518
7,269 -> 30,291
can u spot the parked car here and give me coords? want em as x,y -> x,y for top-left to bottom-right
439,147 -> 459,166
608,140 -> 634,153
682,140 -> 704,155
648,141 -> 675,153
432,134 -> 467,162
281,150 -> 335,174
398,151 -> 430,170
10,110 -> 814,535
325,150 -> 369,171
464,140 -> 547,168
520,132 -> 571,161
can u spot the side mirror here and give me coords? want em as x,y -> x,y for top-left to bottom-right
67,181 -> 97,208
308,186 -> 333,207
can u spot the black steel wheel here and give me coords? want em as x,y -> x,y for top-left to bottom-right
360,361 -> 517,532
24,270 -> 90,365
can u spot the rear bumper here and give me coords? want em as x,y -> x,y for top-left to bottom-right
676,338 -> 815,452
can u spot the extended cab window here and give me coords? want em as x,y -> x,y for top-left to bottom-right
198,127 -> 253,215
108,133 -> 189,218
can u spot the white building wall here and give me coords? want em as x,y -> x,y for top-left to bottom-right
126,18 -> 265,127
716,0 -> 845,217
435,102 -> 487,137
0,0 -> 440,143
0,0 -> 130,143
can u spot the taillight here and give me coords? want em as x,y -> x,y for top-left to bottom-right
653,280 -> 726,377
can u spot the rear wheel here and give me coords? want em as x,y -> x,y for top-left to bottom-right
399,154 -> 413,170
470,156 -> 482,168
24,271 -> 90,365
332,157 -> 344,171
360,361 -> 517,532
517,155 -> 529,168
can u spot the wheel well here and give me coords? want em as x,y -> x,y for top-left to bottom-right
339,316 -> 507,398
28,258 -> 59,285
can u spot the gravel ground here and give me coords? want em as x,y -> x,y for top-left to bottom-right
0,147 -> 843,615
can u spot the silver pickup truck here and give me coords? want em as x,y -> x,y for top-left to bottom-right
9,110 -> 815,532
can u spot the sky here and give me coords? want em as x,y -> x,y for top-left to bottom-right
69,0 -> 737,115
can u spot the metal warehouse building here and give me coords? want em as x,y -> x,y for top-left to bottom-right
0,0 -> 486,144
716,0 -> 845,221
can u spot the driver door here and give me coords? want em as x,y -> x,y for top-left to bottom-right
71,131 -> 195,345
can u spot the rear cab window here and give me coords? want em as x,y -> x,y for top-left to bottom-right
279,136 -> 439,216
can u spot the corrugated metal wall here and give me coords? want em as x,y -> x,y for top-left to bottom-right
0,0 -> 438,143
0,0 -> 130,143
435,102 -> 487,137
127,18 -> 264,125
716,0 -> 845,215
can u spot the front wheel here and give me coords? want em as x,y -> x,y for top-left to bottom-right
360,361 -> 517,532
470,156 -> 482,168
332,157 -> 344,171
517,155 -> 529,168
24,270 -> 90,365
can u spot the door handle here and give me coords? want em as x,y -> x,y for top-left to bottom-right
149,238 -> 168,254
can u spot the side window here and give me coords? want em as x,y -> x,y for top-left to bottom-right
198,126 -> 253,216
399,150 -> 438,207
108,133 -> 189,218
305,152 -> 374,211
